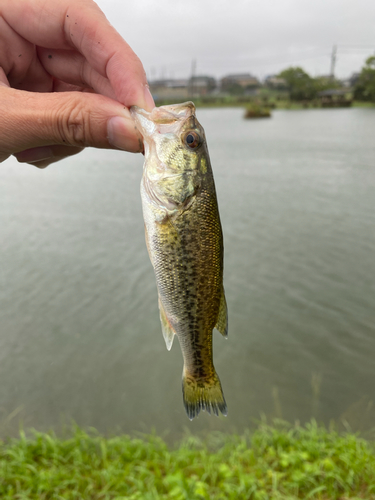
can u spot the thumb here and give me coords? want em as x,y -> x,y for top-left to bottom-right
0,86 -> 143,165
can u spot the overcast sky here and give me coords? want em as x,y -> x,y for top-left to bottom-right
96,0 -> 375,81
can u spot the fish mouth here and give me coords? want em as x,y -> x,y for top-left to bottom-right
130,102 -> 196,137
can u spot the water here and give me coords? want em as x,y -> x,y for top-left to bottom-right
1,107 -> 375,438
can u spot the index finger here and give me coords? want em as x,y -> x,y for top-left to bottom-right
2,0 -> 154,110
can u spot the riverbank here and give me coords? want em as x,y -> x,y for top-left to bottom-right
1,420 -> 375,499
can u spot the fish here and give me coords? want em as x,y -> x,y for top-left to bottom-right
130,102 -> 228,420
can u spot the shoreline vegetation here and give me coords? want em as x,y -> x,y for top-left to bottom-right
155,96 -> 375,111
244,103 -> 272,119
1,420 -> 375,499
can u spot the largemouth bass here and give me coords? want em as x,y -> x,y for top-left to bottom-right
130,102 -> 228,420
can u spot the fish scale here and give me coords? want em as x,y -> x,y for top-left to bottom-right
131,102 -> 228,420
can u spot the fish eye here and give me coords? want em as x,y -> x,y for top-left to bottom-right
184,131 -> 201,150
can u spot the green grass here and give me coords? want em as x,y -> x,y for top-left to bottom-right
352,101 -> 375,108
1,420 -> 375,499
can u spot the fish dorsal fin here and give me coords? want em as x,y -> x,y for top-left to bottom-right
215,288 -> 228,338
158,298 -> 175,350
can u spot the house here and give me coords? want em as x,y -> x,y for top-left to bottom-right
264,75 -> 287,89
149,75 -> 217,100
189,76 -> 217,96
220,73 -> 260,91
149,79 -> 189,101
317,89 -> 352,107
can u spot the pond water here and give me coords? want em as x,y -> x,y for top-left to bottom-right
1,107 -> 375,438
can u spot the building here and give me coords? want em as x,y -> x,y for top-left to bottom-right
220,73 -> 260,91
264,75 -> 287,89
189,76 -> 217,96
149,79 -> 189,101
317,89 -> 352,107
149,75 -> 217,101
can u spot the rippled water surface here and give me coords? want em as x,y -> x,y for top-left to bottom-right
1,107 -> 375,437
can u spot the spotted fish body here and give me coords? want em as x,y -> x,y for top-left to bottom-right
130,102 -> 227,419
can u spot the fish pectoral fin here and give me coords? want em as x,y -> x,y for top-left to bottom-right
144,224 -> 155,268
215,288 -> 228,338
158,298 -> 175,351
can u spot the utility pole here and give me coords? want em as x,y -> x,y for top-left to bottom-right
190,59 -> 196,98
330,45 -> 337,80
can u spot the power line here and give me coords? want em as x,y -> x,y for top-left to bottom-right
338,44 -> 375,48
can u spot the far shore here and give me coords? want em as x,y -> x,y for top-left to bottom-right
154,97 -> 375,110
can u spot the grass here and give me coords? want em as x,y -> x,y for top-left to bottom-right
352,101 -> 375,108
1,420 -> 375,499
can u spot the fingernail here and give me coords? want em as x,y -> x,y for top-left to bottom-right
16,147 -> 53,163
143,85 -> 155,111
107,116 -> 143,152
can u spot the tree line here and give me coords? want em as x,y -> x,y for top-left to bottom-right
278,56 -> 375,102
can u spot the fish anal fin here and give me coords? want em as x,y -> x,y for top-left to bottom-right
215,288 -> 228,338
158,298 -> 175,351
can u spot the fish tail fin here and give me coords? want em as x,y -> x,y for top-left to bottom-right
182,367 -> 227,420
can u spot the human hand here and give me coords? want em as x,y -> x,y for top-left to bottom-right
0,0 -> 154,168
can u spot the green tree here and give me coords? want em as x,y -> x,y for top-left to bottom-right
313,76 -> 341,92
278,67 -> 317,100
354,56 -> 375,101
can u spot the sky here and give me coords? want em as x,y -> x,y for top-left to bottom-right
96,0 -> 375,82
